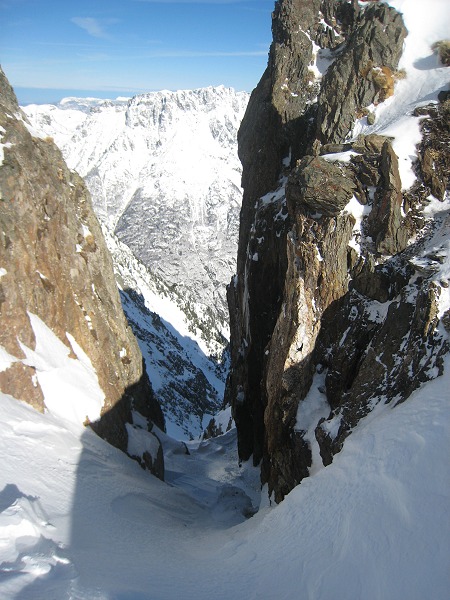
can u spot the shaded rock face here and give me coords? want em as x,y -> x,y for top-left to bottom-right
316,2 -> 407,144
287,156 -> 356,216
0,68 -> 164,478
413,99 -> 450,202
315,276 -> 448,466
227,1 -> 448,502
229,0 -> 341,471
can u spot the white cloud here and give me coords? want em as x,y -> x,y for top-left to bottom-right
133,0 -> 261,3
142,49 -> 268,57
71,17 -> 115,39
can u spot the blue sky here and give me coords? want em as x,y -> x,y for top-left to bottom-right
1,0 -> 274,105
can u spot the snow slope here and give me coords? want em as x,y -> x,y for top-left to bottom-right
0,357 -> 449,600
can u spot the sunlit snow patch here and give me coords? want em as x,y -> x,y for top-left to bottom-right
19,312 -> 104,424
342,195 -> 372,253
349,0 -> 449,191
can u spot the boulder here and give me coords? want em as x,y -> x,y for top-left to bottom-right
287,156 -> 356,217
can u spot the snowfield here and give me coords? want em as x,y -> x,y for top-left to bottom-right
0,357 -> 449,600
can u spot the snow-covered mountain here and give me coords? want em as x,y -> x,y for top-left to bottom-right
103,226 -> 227,439
1,0 -> 449,598
23,86 -> 248,438
24,86 -> 249,354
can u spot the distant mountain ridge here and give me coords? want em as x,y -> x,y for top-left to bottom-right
24,86 -> 249,356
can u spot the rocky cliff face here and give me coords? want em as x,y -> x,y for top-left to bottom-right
227,0 -> 449,501
0,68 -> 164,478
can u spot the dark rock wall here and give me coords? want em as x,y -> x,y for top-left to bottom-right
316,3 -> 407,144
0,68 -> 165,478
227,1 -> 449,502
228,0 -> 342,470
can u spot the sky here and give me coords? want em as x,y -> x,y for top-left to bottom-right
0,0 -> 274,105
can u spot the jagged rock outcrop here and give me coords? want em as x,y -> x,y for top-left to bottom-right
0,68 -> 165,478
227,0 -> 449,502
228,0 -> 337,469
315,275 -> 448,465
316,2 -> 407,144
365,139 -> 409,254
287,156 -> 356,216
414,99 -> 450,202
